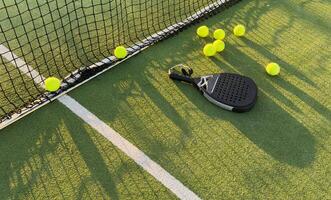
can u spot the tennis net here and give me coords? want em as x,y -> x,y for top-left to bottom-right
0,0 -> 240,126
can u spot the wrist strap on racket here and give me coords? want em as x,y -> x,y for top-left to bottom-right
168,64 -> 194,84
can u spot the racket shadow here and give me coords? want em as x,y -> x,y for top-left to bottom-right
181,82 -> 314,167
206,50 -> 316,168
152,33 -> 315,167
172,81 -> 315,168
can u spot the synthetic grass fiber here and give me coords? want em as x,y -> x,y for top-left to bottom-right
1,0 -> 330,199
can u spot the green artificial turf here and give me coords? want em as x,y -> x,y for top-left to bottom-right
68,0 -> 330,199
1,0 -> 331,199
0,102 -> 176,199
0,0 -> 219,118
0,62 -> 42,117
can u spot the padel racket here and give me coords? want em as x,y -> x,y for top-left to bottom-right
169,64 -> 258,112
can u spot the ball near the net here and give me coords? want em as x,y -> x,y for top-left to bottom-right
197,26 -> 209,38
45,77 -> 61,92
114,46 -> 128,59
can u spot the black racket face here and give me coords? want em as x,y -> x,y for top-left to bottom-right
194,73 -> 258,112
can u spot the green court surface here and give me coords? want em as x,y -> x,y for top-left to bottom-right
1,0 -> 331,199
0,0 -> 216,117
0,61 -> 44,116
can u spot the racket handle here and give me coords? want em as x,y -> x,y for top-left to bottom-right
169,73 -> 193,84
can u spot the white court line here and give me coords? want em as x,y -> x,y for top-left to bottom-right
0,45 -> 44,84
59,95 -> 200,200
0,45 -> 201,200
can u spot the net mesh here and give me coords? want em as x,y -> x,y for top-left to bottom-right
0,0 -> 239,123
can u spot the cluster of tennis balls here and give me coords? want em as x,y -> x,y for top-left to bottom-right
197,25 -> 245,56
197,24 -> 280,77
197,26 -> 227,57
44,25 -> 279,92
44,45 -> 129,92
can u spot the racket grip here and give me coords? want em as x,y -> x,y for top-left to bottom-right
169,73 -> 193,84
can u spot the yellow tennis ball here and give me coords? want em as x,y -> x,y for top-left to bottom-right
212,40 -> 225,52
213,29 -> 225,40
233,24 -> 246,36
114,46 -> 127,59
203,43 -> 216,57
197,26 -> 209,37
266,63 -> 280,76
45,77 -> 61,92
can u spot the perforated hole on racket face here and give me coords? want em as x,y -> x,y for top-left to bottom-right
207,73 -> 257,111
